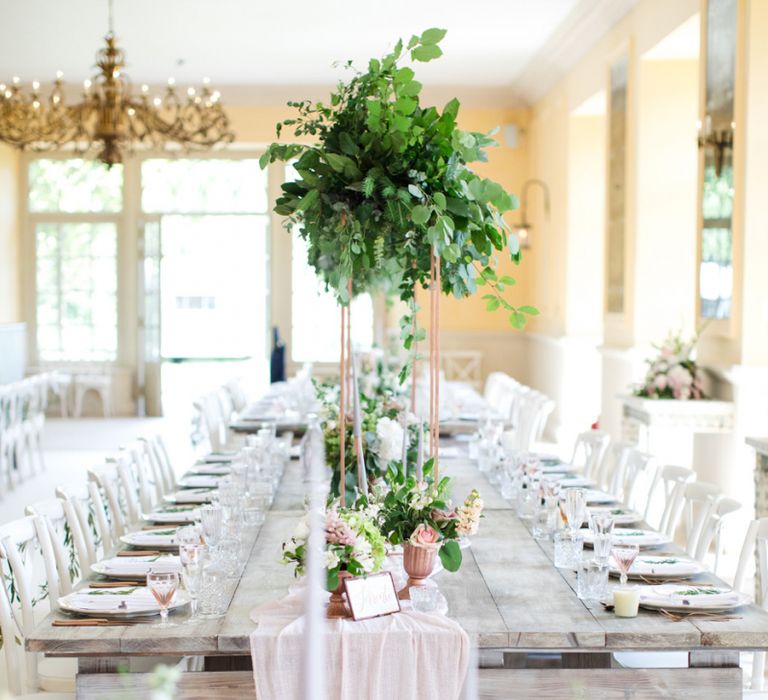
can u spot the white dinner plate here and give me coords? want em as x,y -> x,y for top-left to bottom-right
637,584 -> 751,612
59,586 -> 190,618
553,474 -> 594,488
189,464 -> 232,476
120,528 -> 179,550
91,554 -> 182,579
143,505 -> 199,524
588,506 -> 642,526
177,475 -> 224,489
610,554 -> 707,580
164,488 -> 217,504
583,489 -> 619,505
582,527 -> 670,547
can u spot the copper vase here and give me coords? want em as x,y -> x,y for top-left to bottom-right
327,570 -> 352,619
398,543 -> 437,600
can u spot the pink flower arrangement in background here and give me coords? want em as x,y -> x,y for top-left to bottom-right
635,330 -> 706,401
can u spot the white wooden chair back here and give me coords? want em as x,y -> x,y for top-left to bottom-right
115,457 -> 143,529
225,378 -> 249,413
0,386 -> 12,498
56,483 -> 100,569
0,515 -> 60,691
440,350 -> 483,391
483,371 -> 509,407
682,481 -> 723,559
88,463 -> 129,537
595,441 -> 632,494
24,497 -> 81,595
139,436 -> 171,498
621,450 -> 654,511
570,430 -> 610,481
149,434 -> 177,493
122,443 -> 160,512
693,496 -> 741,575
0,567 -> 26,695
656,465 -> 696,538
198,392 -> 225,452
734,518 -> 768,690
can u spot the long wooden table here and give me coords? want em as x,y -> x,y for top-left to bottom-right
27,449 -> 768,698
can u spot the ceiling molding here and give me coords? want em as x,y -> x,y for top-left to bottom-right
513,0 -> 640,106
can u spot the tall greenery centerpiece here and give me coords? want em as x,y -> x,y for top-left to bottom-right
261,28 -> 536,499
259,28 -> 536,333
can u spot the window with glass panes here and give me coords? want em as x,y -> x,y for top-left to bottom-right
28,159 -> 121,361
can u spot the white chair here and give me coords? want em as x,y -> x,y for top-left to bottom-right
570,430 -> 610,481
72,366 -> 112,417
734,518 -> 768,691
87,463 -> 130,538
440,350 -> 483,391
55,484 -> 102,572
621,450 -> 655,512
682,481 -> 724,559
593,441 -> 632,494
25,498 -> 86,595
654,465 -> 696,539
693,496 -> 741,575
0,579 -> 74,699
145,434 -> 177,494
0,516 -> 76,693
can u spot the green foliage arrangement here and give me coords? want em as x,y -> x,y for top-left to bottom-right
260,28 -> 536,338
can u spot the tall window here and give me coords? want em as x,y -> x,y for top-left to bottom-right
291,234 -> 374,363
29,159 -> 122,361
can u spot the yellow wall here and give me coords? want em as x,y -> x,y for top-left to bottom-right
0,143 -> 20,323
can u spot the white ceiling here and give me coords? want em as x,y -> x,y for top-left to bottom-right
0,0 -> 637,105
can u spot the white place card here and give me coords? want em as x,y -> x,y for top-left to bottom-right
343,572 -> 401,621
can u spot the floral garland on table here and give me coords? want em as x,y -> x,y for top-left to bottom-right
282,504 -> 387,591
634,331 -> 707,401
373,461 -> 484,572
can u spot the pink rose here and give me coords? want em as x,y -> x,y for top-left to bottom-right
431,508 -> 458,522
410,523 -> 440,548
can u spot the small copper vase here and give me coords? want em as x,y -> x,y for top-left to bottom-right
327,570 -> 352,619
398,543 -> 437,600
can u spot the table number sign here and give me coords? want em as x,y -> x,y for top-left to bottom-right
343,572 -> 401,621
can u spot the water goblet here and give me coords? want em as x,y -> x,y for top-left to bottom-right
200,504 -> 223,549
147,570 -> 179,625
179,543 -> 205,618
611,544 -> 640,585
564,488 -> 587,537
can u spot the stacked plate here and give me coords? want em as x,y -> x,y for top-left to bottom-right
120,528 -> 179,550
164,488 -> 217,504
143,505 -> 199,524
610,554 -> 707,580
583,489 -> 619,505
637,584 -> 750,612
91,554 -> 181,579
588,506 -> 642,526
177,475 -> 224,490
581,527 -> 670,547
59,586 -> 189,618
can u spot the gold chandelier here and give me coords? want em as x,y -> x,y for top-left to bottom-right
0,1 -> 234,166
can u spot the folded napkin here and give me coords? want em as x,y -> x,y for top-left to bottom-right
63,588 -> 162,611
191,464 -> 232,475
584,489 -> 618,504
145,507 -> 200,522
169,489 -> 216,503
583,527 -> 666,547
639,584 -> 745,609
178,476 -> 223,489
124,530 -> 177,546
631,556 -> 702,577
100,555 -> 181,575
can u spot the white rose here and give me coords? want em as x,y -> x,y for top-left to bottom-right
293,517 -> 310,541
324,549 -> 340,570
376,417 -> 405,465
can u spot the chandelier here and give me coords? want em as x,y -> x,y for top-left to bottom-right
0,1 -> 234,166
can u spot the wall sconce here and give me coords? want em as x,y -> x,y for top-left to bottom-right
515,178 -> 550,249
697,114 -> 733,177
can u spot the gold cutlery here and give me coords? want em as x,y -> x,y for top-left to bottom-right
116,550 -> 162,557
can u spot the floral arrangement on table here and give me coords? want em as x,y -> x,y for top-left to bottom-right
314,379 -> 424,502
259,28 -> 536,350
374,461 -> 484,574
281,504 -> 387,592
634,330 -> 707,401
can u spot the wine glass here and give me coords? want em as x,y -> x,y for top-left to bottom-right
200,504 -> 223,550
147,570 -> 179,624
564,488 -> 587,538
179,543 -> 205,619
611,544 -> 639,585
590,513 -> 615,565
